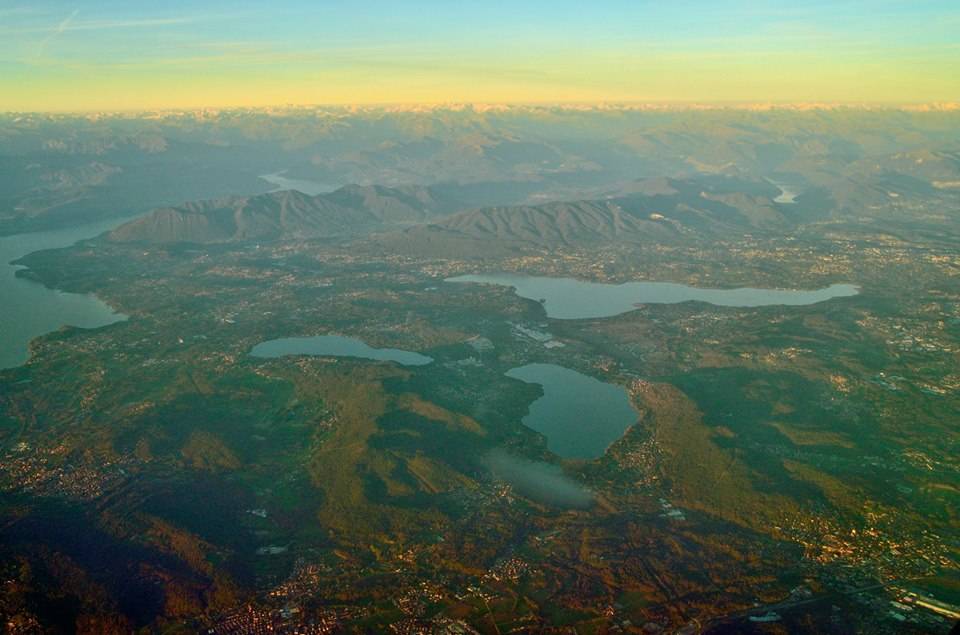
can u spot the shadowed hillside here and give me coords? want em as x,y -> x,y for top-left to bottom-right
373,176 -> 803,256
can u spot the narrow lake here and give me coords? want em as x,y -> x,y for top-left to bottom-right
506,363 -> 636,459
259,171 -> 337,196
0,217 -> 133,369
447,274 -> 859,319
250,335 -> 434,366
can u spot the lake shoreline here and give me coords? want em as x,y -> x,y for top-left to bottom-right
0,215 -> 140,369
447,273 -> 860,319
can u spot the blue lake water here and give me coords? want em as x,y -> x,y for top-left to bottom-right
250,334 -> 434,366
447,274 -> 859,319
506,363 -> 637,459
0,217 -> 133,369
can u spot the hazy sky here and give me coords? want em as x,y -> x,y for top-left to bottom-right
2,0 -> 958,111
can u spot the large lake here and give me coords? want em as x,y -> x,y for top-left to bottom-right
506,363 -> 636,459
448,274 -> 859,319
0,218 -> 132,369
251,334 -> 434,366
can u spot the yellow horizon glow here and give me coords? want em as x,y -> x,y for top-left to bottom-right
6,53 -> 959,113
3,3 -> 958,113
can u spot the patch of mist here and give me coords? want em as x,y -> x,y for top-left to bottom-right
485,449 -> 594,509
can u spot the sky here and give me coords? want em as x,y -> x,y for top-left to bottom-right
1,0 -> 958,111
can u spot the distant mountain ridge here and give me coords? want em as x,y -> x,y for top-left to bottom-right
372,176 -> 801,256
108,184 -> 463,244
107,167 -> 956,251
5,108 -> 959,236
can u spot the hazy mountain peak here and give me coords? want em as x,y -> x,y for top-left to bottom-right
107,185 -> 462,244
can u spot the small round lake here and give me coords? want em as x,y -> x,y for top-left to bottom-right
506,363 -> 637,460
250,335 -> 433,366
447,274 -> 859,319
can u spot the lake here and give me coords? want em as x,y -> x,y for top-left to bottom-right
506,363 -> 637,459
250,334 -> 434,366
259,171 -> 337,196
447,274 -> 859,319
0,217 -> 132,369
768,179 -> 799,204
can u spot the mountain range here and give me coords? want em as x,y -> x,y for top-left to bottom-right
107,176 -> 823,253
108,185 -> 464,244
4,107 -> 959,236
